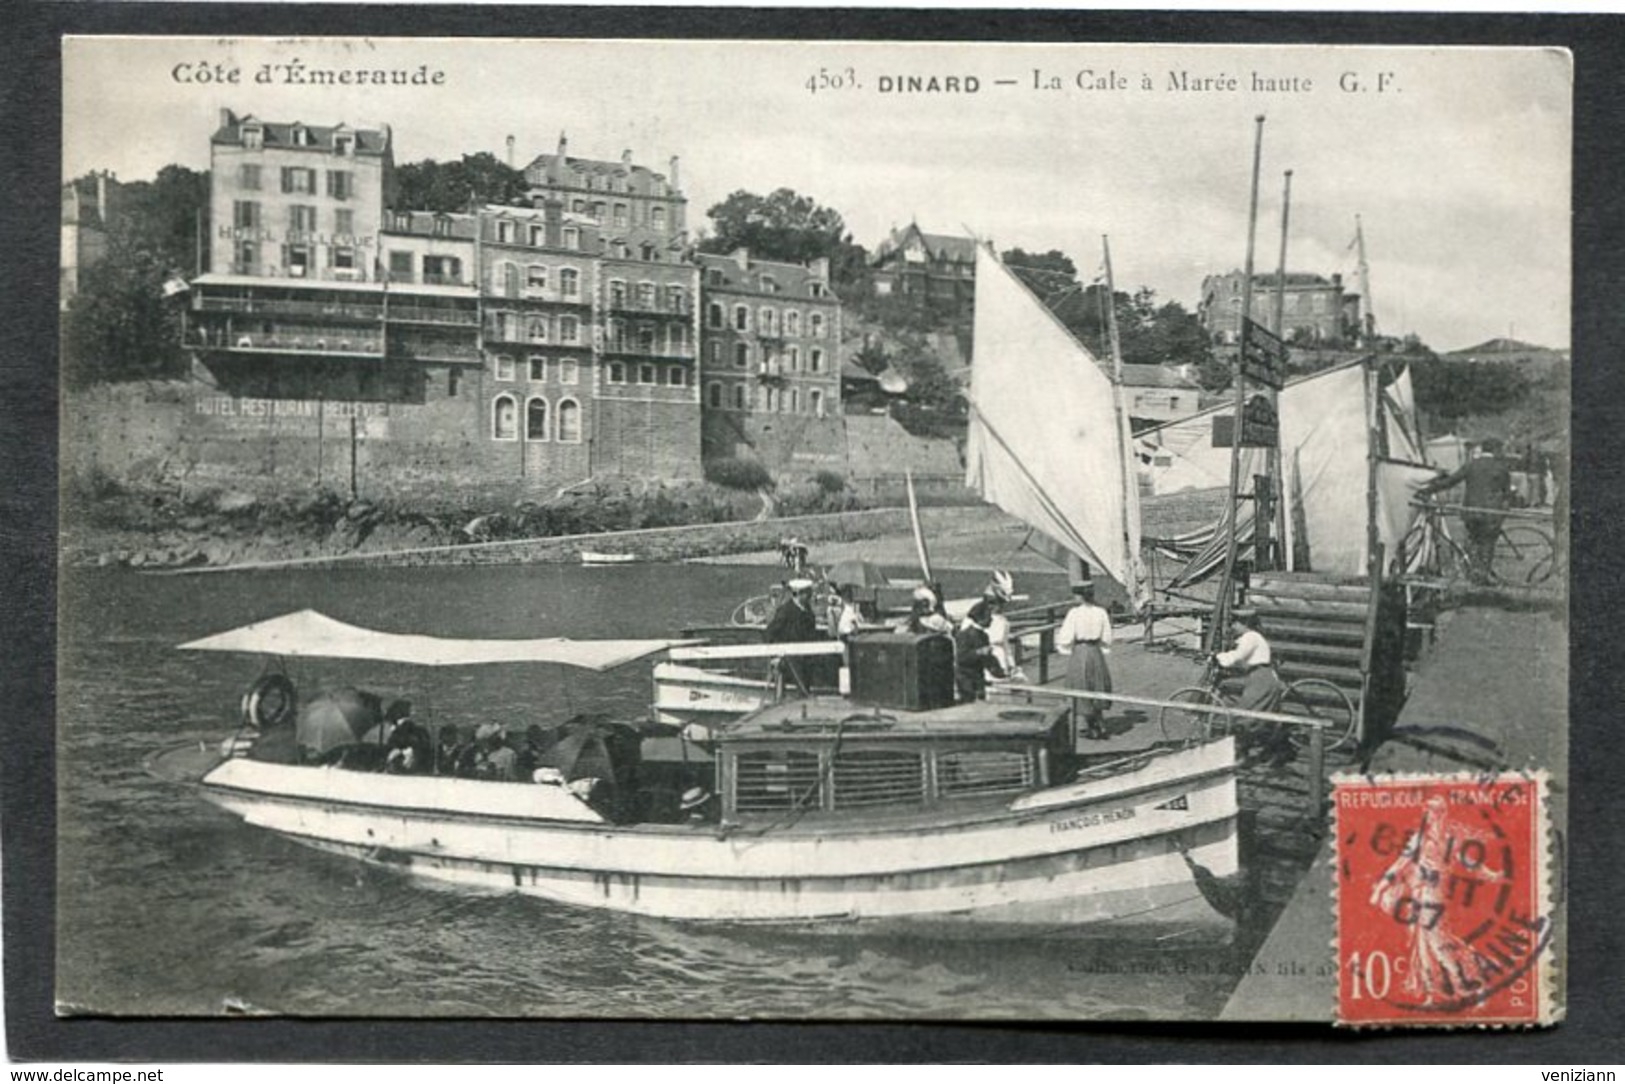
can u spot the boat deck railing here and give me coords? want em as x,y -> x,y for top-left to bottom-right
998,682 -> 1335,812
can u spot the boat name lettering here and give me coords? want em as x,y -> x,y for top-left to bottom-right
1049,808 -> 1136,834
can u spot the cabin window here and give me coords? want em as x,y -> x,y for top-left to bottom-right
936,750 -> 1034,798
733,750 -> 823,813
831,749 -> 925,808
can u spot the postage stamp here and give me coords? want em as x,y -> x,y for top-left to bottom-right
1332,772 -> 1556,1027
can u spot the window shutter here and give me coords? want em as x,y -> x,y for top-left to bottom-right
281,168 -> 292,194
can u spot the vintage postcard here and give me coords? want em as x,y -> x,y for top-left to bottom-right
55,36 -> 1569,1024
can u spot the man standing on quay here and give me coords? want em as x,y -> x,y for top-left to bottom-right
1420,438 -> 1513,583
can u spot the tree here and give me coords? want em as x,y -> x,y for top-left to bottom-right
700,188 -> 868,288
1001,248 -> 1080,304
1411,356 -> 1530,423
62,166 -> 209,386
393,152 -> 528,213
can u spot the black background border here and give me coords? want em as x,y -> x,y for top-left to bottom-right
5,5 -> 1623,1064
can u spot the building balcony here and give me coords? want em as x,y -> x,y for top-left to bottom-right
386,304 -> 479,327
196,295 -> 385,322
607,297 -> 693,317
389,338 -> 483,363
602,340 -> 696,361
192,328 -> 383,357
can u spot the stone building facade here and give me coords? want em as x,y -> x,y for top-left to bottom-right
61,171 -> 122,310
696,249 -> 845,471
169,115 -> 854,498
869,223 -> 977,315
1198,270 -> 1363,347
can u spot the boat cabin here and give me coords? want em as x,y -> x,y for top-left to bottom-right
711,696 -> 1072,820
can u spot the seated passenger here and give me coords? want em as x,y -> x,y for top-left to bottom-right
384,704 -> 432,775
434,725 -> 460,776
679,786 -> 716,825
896,585 -> 954,636
472,723 -> 518,781
516,724 -> 551,781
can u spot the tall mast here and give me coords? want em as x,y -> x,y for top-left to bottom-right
1102,234 -> 1137,598
1265,169 -> 1293,572
1210,115 -> 1267,654
1355,213 -> 1374,342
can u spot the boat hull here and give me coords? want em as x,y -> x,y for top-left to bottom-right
199,739 -> 1239,939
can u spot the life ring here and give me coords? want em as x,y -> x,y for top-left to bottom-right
241,673 -> 296,730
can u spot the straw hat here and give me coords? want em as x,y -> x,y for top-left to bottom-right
680,786 -> 711,812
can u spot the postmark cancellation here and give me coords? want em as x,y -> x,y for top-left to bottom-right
1332,771 -> 1558,1027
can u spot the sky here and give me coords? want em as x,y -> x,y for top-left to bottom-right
63,37 -> 1571,352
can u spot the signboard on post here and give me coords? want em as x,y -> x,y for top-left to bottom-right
1211,394 -> 1279,448
1240,317 -> 1287,390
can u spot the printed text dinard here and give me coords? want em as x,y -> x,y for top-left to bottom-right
808,67 -> 1397,95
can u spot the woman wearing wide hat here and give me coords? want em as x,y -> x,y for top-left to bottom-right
1056,571 -> 1113,740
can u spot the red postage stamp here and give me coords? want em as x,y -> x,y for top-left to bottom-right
1332,772 -> 1556,1027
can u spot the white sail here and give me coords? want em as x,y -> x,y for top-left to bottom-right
1139,358 -> 1429,578
966,246 -> 1144,601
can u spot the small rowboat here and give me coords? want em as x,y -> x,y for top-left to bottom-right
579,550 -> 638,566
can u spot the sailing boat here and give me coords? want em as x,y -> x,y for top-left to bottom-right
964,243 -> 1148,609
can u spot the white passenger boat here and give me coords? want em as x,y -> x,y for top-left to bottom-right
161,609 -> 1241,939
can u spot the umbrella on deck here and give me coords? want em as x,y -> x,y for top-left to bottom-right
826,558 -> 891,589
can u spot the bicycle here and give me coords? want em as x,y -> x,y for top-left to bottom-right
1404,500 -> 1557,588
1158,659 -> 1358,755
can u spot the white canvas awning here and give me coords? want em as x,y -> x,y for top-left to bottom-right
179,610 -> 697,671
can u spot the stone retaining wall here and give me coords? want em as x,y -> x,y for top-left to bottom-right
202,505 -> 976,573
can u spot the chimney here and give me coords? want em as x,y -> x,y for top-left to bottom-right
668,155 -> 681,190
551,132 -> 568,184
731,247 -> 750,272
622,148 -> 633,168
810,256 -> 830,282
1332,272 -> 1343,288
219,108 -> 235,130
506,134 -> 515,169
96,171 -> 109,221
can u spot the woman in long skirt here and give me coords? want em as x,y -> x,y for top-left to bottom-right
1057,582 -> 1113,740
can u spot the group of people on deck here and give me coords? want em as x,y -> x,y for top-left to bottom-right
382,717 -> 559,783
759,563 -> 1127,722
753,558 -> 1294,751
